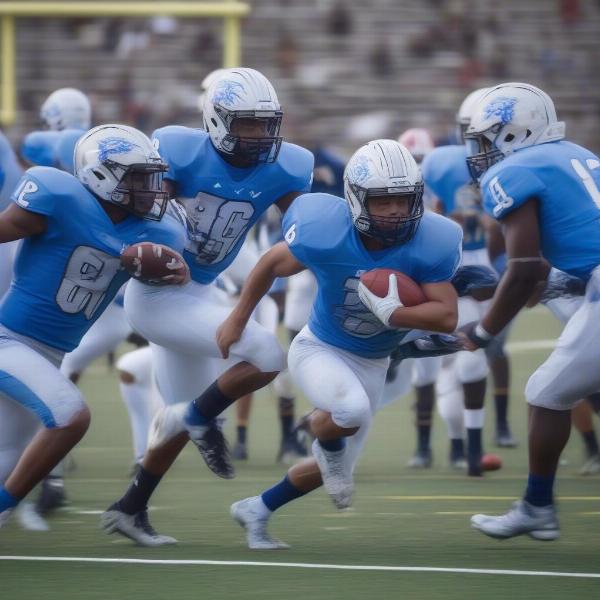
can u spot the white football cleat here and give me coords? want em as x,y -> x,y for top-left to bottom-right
101,507 -> 177,547
230,497 -> 289,550
579,454 -> 600,476
471,500 -> 559,540
0,508 -> 14,529
147,403 -> 187,450
312,439 -> 354,509
17,502 -> 50,531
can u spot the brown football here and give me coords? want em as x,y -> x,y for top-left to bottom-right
121,242 -> 187,285
359,269 -> 427,306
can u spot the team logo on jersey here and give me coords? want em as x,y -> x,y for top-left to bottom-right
484,96 -> 517,125
489,176 -> 514,217
212,80 -> 244,107
98,137 -> 140,162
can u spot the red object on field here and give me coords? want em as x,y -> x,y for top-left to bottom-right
359,269 -> 427,306
481,453 -> 503,471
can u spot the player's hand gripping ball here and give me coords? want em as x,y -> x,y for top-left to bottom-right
121,242 -> 189,285
358,269 -> 427,326
359,269 -> 428,306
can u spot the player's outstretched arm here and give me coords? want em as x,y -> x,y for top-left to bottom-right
462,199 -> 546,349
216,241 -> 306,358
0,203 -> 46,243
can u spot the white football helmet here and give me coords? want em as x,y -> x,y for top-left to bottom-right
74,124 -> 169,221
197,68 -> 230,114
456,87 -> 491,143
203,67 -> 283,166
464,82 -> 566,180
40,88 -> 91,131
398,128 -> 435,164
344,139 -> 424,246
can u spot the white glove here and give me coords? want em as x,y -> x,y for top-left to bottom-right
358,273 -> 404,327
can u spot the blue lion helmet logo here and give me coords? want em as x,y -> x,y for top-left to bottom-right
98,137 -> 140,162
350,157 -> 371,185
212,80 -> 245,107
483,96 -> 517,126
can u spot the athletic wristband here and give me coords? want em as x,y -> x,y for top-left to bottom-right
474,323 -> 493,341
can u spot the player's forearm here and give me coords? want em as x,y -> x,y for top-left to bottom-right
388,301 -> 457,334
480,266 -> 538,335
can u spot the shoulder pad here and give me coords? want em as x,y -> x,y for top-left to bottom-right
276,143 -> 315,191
55,129 -> 85,174
421,145 -> 469,187
21,131 -> 62,167
282,192 -> 348,263
26,165 -> 79,189
152,126 -> 209,175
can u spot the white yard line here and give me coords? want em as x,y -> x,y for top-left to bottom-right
0,555 -> 599,579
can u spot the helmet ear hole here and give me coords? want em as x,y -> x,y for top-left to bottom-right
504,133 -> 515,142
211,118 -> 218,127
92,169 -> 106,180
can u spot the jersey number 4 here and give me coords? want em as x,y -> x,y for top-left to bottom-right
56,246 -> 121,320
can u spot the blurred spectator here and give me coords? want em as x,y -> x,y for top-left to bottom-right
326,1 -> 353,37
370,37 -> 394,78
116,21 -> 150,60
275,29 -> 299,78
559,0 -> 581,25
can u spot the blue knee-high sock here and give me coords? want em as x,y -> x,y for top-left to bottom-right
524,473 -> 555,507
261,476 -> 308,512
319,438 -> 346,452
0,487 -> 20,512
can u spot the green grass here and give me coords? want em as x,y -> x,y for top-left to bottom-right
2,307 -> 599,599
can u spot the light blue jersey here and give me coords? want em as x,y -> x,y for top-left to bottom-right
422,145 -> 485,251
481,141 -> 600,281
153,126 -> 314,284
21,129 -> 85,174
0,166 -> 186,352
0,131 -> 24,211
282,193 -> 462,358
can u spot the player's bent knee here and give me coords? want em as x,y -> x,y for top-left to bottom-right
273,369 -> 294,399
456,349 -> 488,383
332,397 -> 371,430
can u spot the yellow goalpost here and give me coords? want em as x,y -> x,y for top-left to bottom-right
0,1 -> 251,125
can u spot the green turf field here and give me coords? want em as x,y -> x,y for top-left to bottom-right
1,307 -> 599,599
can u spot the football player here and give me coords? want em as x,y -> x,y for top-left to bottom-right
395,127 -> 442,468
21,87 -> 91,173
100,67 -> 314,546
218,139 -> 462,549
421,88 -> 516,477
0,124 -> 187,529
460,82 -> 600,540
0,131 -> 24,297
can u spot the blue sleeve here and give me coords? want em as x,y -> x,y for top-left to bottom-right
56,130 -> 83,174
21,131 -> 61,167
482,166 -> 546,220
281,194 -> 320,266
10,168 -> 58,216
419,220 -> 463,283
280,144 -> 315,194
